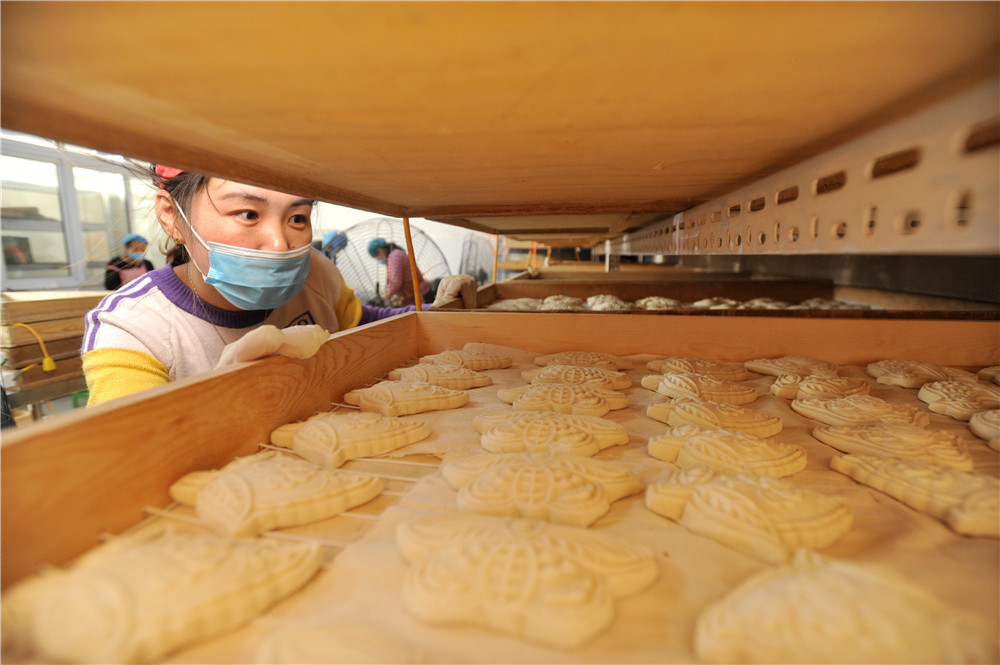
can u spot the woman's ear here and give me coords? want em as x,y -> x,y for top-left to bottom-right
155,190 -> 183,242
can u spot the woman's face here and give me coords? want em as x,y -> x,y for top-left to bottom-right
156,178 -> 315,309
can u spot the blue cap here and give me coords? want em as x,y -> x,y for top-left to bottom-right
368,237 -> 388,258
323,231 -> 348,251
122,233 -> 148,246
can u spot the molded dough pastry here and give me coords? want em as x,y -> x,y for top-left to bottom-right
534,350 -> 633,370
648,424 -> 806,477
23,528 -> 322,664
270,411 -> 431,467
830,453 -> 999,536
646,357 -> 748,381
634,296 -> 682,310
344,380 -> 469,416
168,451 -> 383,536
791,394 -> 931,427
641,372 -> 758,405
473,411 -> 629,456
388,363 -> 492,390
866,359 -> 978,388
586,294 -> 635,311
442,452 -> 643,526
486,297 -> 542,311
522,364 -> 632,390
418,349 -> 513,370
396,513 -> 658,648
769,374 -> 871,399
978,365 -> 1000,385
498,382 -> 629,417
690,297 -> 740,309
694,549 -> 996,664
812,423 -> 972,470
539,295 -> 587,310
645,466 -> 852,563
917,380 -> 1000,421
738,297 -> 791,310
744,355 -> 838,378
968,409 -> 1000,451
646,400 -> 783,438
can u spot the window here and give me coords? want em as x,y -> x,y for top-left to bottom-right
1,131 -> 153,290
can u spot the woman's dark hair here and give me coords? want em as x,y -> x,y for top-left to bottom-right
123,161 -> 208,266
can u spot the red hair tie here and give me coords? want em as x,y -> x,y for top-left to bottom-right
154,164 -> 184,187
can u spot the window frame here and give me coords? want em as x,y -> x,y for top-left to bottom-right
1,134 -> 139,291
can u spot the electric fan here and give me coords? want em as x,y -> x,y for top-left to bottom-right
458,233 -> 496,286
332,217 -> 452,306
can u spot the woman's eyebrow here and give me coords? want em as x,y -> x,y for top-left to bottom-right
216,192 -> 314,207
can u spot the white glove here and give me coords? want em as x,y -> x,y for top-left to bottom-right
215,324 -> 330,368
432,274 -> 478,309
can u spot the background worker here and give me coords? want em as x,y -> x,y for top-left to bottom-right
104,233 -> 155,289
368,237 -> 432,307
321,230 -> 348,264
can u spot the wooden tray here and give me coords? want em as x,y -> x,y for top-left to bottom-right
3,311 -> 998,589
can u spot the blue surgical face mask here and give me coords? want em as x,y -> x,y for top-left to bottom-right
127,251 -> 146,262
175,203 -> 311,310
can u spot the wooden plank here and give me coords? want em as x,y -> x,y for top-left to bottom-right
0,314 -> 418,588
3,337 -> 82,367
1,317 -> 87,347
0,292 -> 106,324
415,311 -> 1000,367
10,355 -> 83,390
1,3 -> 995,224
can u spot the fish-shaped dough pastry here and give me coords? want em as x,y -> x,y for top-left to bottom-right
344,380 -> 468,417
473,411 -> 629,456
642,372 -> 757,405
646,400 -> 783,438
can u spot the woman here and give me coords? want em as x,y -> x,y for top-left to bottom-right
82,166 -> 442,406
368,237 -> 431,307
104,233 -> 155,289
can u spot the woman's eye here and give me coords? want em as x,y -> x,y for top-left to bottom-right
290,214 -> 310,225
236,210 -> 260,221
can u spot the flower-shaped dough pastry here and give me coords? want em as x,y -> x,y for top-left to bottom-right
22,528 -> 322,664
812,423 -> 972,470
968,409 -> 999,451
396,513 -> 658,648
830,454 -> 998,536
645,466 -> 853,563
646,400 -> 783,438
866,359 -> 977,388
534,350 -> 633,370
978,366 -> 1000,385
418,349 -> 513,370
695,550 -> 996,664
442,452 -> 643,526
648,425 -> 806,477
641,372 -> 758,405
344,380 -> 468,417
744,355 -> 838,378
168,451 -> 383,536
521,364 -> 632,390
387,363 -> 492,390
270,411 -> 431,467
791,394 -> 930,427
917,380 -> 1000,421
770,374 -> 871,399
498,382 -> 629,417
473,411 -> 629,456
646,357 -> 748,381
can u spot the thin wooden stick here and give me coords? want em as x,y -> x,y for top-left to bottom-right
403,215 -> 422,311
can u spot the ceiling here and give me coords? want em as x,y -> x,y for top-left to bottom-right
2,2 -> 997,246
